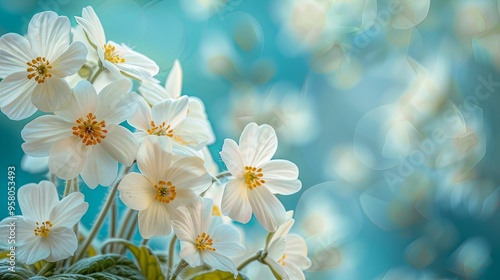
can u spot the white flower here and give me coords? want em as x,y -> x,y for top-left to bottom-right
0,181 -> 88,264
128,95 -> 212,152
171,198 -> 245,277
264,216 -> 311,280
75,6 -> 159,81
0,11 -> 87,120
140,60 -> 216,144
21,79 -> 138,188
118,136 -> 212,239
220,122 -> 301,232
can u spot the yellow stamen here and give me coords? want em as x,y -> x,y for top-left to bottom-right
154,181 -> 176,203
103,43 -> 125,63
244,166 -> 265,190
212,205 -> 222,216
147,121 -> 174,136
72,113 -> 107,146
34,221 -> 52,238
196,232 -> 216,251
26,57 -> 53,83
278,253 -> 286,266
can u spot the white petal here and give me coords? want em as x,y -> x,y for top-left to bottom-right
115,43 -> 159,80
75,6 -> 106,47
95,79 -> 136,124
80,144 -> 118,188
151,96 -> 189,130
201,251 -> 239,277
221,179 -> 252,224
261,160 -> 299,180
285,234 -> 311,270
248,186 -> 286,232
171,209 -> 196,242
267,237 -> 286,261
0,72 -> 37,120
165,60 -> 182,99
220,139 -> 244,176
49,136 -> 87,180
50,192 -> 88,228
0,217 -> 33,247
271,219 -> 295,244
31,77 -> 72,112
0,33 -> 33,77
284,262 -> 306,280
138,202 -> 172,238
118,172 -> 156,211
27,11 -> 70,60
137,136 -> 172,183
21,115 -> 73,157
200,198 -> 214,234
212,225 -> 245,256
17,238 -> 50,265
128,95 -> 153,132
99,50 -> 122,78
57,80 -> 98,123
51,41 -> 87,77
18,181 -> 58,223
179,241 -> 202,267
167,156 -> 211,195
100,124 -> 138,166
45,227 -> 78,262
140,79 -> 169,105
265,257 -> 289,280
239,123 -> 278,167
171,118 -> 211,150
264,179 -> 302,196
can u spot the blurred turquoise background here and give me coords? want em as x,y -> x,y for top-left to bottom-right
1,0 -> 500,279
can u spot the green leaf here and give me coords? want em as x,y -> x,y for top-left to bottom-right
101,240 -> 165,280
65,254 -> 144,280
190,270 -> 249,280
0,259 -> 35,280
47,275 -> 95,280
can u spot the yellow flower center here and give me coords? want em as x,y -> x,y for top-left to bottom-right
26,57 -> 53,83
154,181 -> 176,203
196,232 -> 216,251
244,166 -> 265,190
103,43 -> 125,64
278,253 -> 286,266
72,113 -> 108,146
147,121 -> 173,137
34,221 -> 52,238
212,205 -> 222,216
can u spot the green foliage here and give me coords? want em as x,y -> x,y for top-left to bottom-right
120,242 -> 165,280
190,270 -> 250,280
65,254 -> 144,280
0,259 -> 35,279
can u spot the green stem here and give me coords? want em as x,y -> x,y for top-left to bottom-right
49,173 -> 57,186
124,214 -> 138,241
170,259 -> 189,280
110,198 -> 117,239
63,179 -> 73,197
37,261 -> 56,276
265,232 -> 275,250
141,238 -> 149,246
237,251 -> 263,271
74,164 -> 133,261
167,235 -> 177,280
89,67 -> 104,84
72,177 -> 79,192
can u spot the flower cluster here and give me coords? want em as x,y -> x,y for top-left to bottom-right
0,6 -> 310,279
